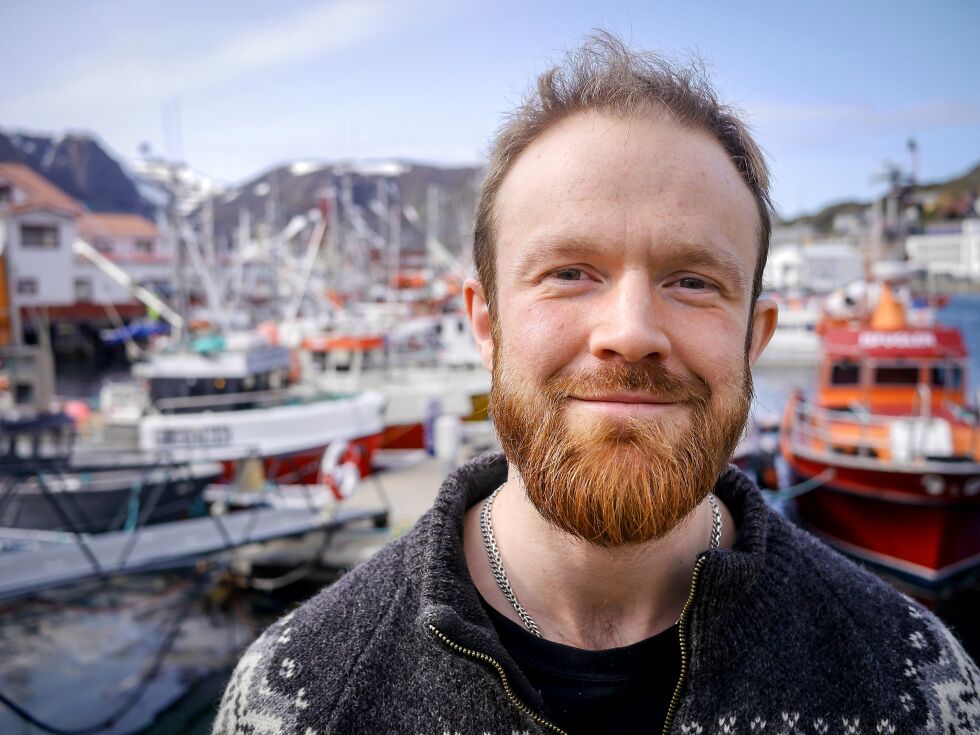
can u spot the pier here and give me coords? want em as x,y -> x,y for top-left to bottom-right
0,504 -> 387,602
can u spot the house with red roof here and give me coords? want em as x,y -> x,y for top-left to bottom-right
0,163 -> 173,345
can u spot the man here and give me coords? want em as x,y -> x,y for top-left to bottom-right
214,33 -> 979,735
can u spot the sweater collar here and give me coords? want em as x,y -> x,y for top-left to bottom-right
416,452 -> 784,703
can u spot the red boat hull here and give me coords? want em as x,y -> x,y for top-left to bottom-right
785,454 -> 980,586
220,432 -> 382,484
381,422 -> 427,450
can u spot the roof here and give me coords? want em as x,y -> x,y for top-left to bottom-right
79,212 -> 157,240
0,162 -> 84,217
823,327 -> 967,360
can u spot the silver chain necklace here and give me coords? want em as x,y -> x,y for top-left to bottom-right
480,486 -> 723,638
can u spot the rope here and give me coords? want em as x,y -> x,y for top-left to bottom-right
124,479 -> 142,532
762,468 -> 836,501
0,568 -> 212,735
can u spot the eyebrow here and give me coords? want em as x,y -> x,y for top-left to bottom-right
512,234 -> 751,292
661,242 -> 750,292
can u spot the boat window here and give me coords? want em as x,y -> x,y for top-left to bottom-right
873,365 -> 920,385
931,365 -> 963,389
150,378 -> 187,402
363,349 -> 384,371
830,361 -> 861,385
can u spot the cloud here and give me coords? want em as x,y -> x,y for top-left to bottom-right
20,0 -> 456,113
747,101 -> 980,130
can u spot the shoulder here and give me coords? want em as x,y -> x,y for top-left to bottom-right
212,529 -> 422,734
765,511 -> 980,731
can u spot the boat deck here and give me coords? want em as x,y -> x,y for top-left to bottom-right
0,504 -> 386,602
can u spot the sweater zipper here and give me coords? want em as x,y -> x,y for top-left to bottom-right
428,624 -> 569,735
661,555 -> 707,735
429,554 -> 706,735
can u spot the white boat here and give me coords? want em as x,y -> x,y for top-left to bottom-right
100,331 -> 385,482
300,314 -> 491,449
755,298 -> 821,368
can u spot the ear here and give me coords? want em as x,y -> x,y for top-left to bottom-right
464,277 -> 494,372
747,298 -> 778,367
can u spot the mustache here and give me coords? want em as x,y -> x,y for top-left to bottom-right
543,361 -> 711,406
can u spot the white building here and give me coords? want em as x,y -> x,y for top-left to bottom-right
0,162 -> 173,342
764,241 -> 864,293
78,212 -> 173,302
905,220 -> 980,281
0,162 -> 82,310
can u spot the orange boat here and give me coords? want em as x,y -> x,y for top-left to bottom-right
780,283 -> 980,588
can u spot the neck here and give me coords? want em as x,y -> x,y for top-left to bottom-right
463,462 -> 736,650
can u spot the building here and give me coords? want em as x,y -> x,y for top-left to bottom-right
905,220 -> 980,282
78,212 -> 173,302
764,241 -> 865,294
0,162 -> 172,346
0,162 -> 84,316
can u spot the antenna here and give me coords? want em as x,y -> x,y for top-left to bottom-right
907,138 -> 919,185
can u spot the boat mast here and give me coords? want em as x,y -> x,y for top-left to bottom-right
0,208 -> 22,347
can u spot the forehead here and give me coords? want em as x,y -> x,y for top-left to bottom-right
493,110 -> 761,278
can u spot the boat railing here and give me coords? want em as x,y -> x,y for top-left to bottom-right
788,397 -> 979,464
789,414 -> 894,453
152,386 -> 322,413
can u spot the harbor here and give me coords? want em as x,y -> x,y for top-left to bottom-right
2,3 -> 980,733
1,282 -> 978,732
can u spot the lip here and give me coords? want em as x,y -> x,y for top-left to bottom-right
573,392 -> 677,405
567,395 -> 683,418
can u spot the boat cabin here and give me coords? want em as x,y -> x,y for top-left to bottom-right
301,335 -> 386,374
0,412 -> 75,470
133,335 -> 296,414
818,327 -> 968,413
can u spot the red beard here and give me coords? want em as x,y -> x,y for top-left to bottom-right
491,353 -> 751,548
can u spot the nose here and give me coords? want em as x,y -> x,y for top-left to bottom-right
587,271 -> 671,363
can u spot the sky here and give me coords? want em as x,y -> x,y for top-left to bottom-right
1,0 -> 979,218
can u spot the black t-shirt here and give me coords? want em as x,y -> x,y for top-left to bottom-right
481,598 -> 681,735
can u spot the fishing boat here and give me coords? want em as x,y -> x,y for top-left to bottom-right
780,283 -> 980,588
99,331 -> 386,483
754,294 -> 821,368
301,313 -> 490,450
0,346 -> 223,534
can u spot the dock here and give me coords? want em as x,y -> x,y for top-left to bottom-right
0,504 -> 386,602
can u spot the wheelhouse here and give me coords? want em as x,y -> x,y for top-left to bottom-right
818,327 -> 968,413
133,336 -> 297,414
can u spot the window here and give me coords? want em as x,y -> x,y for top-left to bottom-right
14,382 -> 33,404
931,365 -> 963,390
874,365 -> 920,386
20,224 -> 59,248
74,278 -> 93,302
94,238 -> 113,253
135,239 -> 154,254
830,360 -> 860,385
16,278 -> 38,295
0,185 -> 12,203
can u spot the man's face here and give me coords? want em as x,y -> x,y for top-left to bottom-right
466,110 -> 777,547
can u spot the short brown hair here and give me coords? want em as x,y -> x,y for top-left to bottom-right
473,31 -> 772,311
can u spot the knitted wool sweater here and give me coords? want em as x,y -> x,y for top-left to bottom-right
213,453 -> 980,735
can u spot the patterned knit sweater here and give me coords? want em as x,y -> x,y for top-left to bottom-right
213,453 -> 980,735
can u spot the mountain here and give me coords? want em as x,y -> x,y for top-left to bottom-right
782,160 -> 980,232
919,161 -> 980,196
207,160 -> 483,259
0,129 -> 155,217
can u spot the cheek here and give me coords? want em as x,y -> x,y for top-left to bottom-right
500,299 -> 583,372
667,312 -> 747,384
